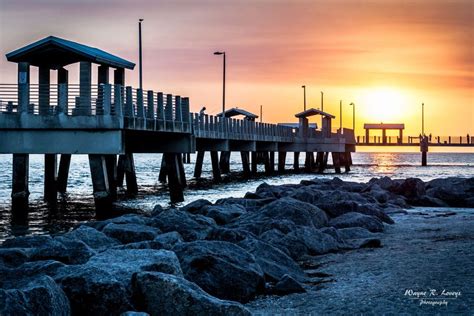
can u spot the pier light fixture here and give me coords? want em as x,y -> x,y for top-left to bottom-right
138,18 -> 144,90
302,85 -> 306,111
350,102 -> 355,134
214,51 -> 226,116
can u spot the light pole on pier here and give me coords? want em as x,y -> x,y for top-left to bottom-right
321,91 -> 324,112
138,18 -> 144,90
422,102 -> 425,136
214,51 -> 226,116
339,100 -> 343,132
260,105 -> 263,123
302,85 -> 306,111
350,102 -> 355,134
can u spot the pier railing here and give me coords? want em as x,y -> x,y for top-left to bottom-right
356,135 -> 473,146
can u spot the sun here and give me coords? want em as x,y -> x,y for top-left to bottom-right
361,87 -> 408,123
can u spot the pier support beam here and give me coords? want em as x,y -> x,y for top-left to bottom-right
38,67 -> 50,115
194,151 -> 205,178
12,154 -> 29,221
251,152 -> 258,174
210,151 -> 222,182
44,154 -> 57,203
305,152 -> 315,172
269,152 -> 275,173
278,152 -> 287,172
263,152 -> 271,175
88,154 -> 112,217
343,152 -> 351,172
219,151 -> 231,174
164,153 -> 184,203
117,154 -> 138,194
57,154 -> 71,194
332,153 -> 341,174
241,151 -> 251,177
158,155 -> 168,183
178,156 -> 187,188
105,155 -> 117,200
293,152 -> 300,171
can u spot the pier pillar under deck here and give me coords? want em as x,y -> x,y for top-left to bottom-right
164,153 -> 184,203
38,67 -> 50,115
263,152 -> 271,175
124,154 -> 138,195
177,156 -> 187,188
18,62 -> 30,113
332,153 -> 341,174
251,152 -> 258,174
210,151 -> 222,182
117,155 -> 126,187
44,154 -> 57,203
318,152 -> 328,173
88,155 -> 112,217
159,155 -> 168,183
12,154 -> 29,221
57,154 -> 71,194
315,152 -> 324,169
194,151 -> 205,178
78,61 -> 92,115
105,155 -> 117,200
278,152 -> 287,172
240,151 -> 251,177
343,152 -> 351,172
293,152 -> 300,171
269,152 -> 275,173
219,151 -> 231,174
305,152 -> 315,172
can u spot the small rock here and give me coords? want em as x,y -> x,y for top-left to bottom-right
102,223 -> 160,244
62,225 -> 120,251
180,199 -> 212,214
330,212 -> 384,233
270,274 -> 306,295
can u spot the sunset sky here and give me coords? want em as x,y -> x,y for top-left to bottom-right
0,0 -> 472,136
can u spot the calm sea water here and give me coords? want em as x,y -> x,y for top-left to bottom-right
0,149 -> 473,240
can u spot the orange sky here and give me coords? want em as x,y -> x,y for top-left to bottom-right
0,0 -> 472,136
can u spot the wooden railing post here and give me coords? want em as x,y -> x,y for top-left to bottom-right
165,94 -> 173,121
57,83 -> 68,114
114,84 -> 123,116
125,86 -> 134,117
147,90 -> 154,119
157,92 -> 164,120
137,89 -> 145,118
102,84 -> 111,115
175,95 -> 182,122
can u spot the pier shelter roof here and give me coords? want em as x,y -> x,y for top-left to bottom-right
220,107 -> 258,120
6,36 -> 135,70
364,123 -> 404,130
295,108 -> 335,119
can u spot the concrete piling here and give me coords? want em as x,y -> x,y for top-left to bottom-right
251,152 -> 258,174
44,154 -> 57,202
293,152 -> 300,171
163,153 -> 184,203
158,156 -> 168,183
241,151 -> 251,176
57,154 -> 71,193
332,152 -> 341,174
210,151 -> 222,182
12,154 -> 29,220
105,155 -> 117,200
278,152 -> 286,172
219,151 -> 231,174
194,151 -> 205,178
88,154 -> 112,216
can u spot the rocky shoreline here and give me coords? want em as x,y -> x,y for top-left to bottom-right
1,176 -> 473,315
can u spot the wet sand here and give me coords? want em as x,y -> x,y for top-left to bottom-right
247,207 -> 474,315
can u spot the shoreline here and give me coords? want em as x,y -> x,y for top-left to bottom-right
1,176 -> 473,314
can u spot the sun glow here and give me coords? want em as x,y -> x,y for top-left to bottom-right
360,87 -> 410,123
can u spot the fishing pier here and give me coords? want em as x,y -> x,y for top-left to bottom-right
0,36 -> 355,218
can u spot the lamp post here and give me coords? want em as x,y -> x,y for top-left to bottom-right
422,102 -> 424,136
138,18 -> 144,90
260,105 -> 263,123
339,100 -> 343,132
302,85 -> 306,111
349,102 -> 355,134
214,51 -> 226,116
321,91 -> 324,112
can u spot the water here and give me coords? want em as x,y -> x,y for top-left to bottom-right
0,150 -> 473,240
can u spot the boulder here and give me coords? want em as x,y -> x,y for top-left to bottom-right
86,249 -> 183,287
269,274 -> 306,295
0,275 -> 70,316
86,214 -> 153,231
1,235 -> 55,249
153,231 -> 184,249
173,240 -> 265,302
330,212 -> 384,233
132,272 -> 250,316
426,177 -> 474,207
102,223 -> 160,244
180,199 -> 212,214
200,204 -> 247,225
1,260 -> 67,289
205,227 -> 250,243
215,197 -> 276,212
59,265 -> 133,315
0,248 -> 30,267
30,236 -> 96,264
393,178 -> 426,200
151,209 -> 216,241
238,237 -> 305,282
62,225 -> 120,251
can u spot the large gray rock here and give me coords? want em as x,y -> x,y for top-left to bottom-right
102,223 -> 160,244
132,272 -> 250,316
0,248 -> 30,267
86,249 -> 183,287
85,214 -> 154,231
215,197 -> 276,212
232,197 -> 328,235
0,275 -> 70,316
173,240 -> 265,302
200,204 -> 247,225
59,266 -> 133,315
151,209 -> 216,241
62,225 -> 120,251
1,235 -> 56,249
114,232 -> 184,250
238,237 -> 305,282
30,236 -> 96,264
426,177 -> 474,207
1,260 -> 67,289
269,274 -> 306,295
330,212 -> 384,233
180,199 -> 212,214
